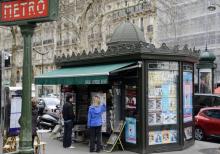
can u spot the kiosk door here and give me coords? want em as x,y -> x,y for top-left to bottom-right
124,83 -> 139,152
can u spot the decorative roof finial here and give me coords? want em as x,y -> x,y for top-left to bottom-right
205,43 -> 208,52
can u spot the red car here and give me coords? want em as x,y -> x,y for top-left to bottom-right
195,107 -> 220,140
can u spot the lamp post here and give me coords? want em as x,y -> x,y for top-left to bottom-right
208,1 -> 220,11
33,48 -> 49,96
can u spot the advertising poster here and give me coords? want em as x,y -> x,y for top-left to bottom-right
199,69 -> 212,93
91,92 -> 107,132
162,130 -> 170,144
149,130 -> 177,145
184,127 -> 192,140
148,69 -> 177,126
148,113 -> 156,125
170,130 -> 177,143
125,87 -> 136,110
183,72 -> 193,123
154,131 -> 162,145
149,131 -> 155,145
125,117 -> 136,144
10,96 -> 22,135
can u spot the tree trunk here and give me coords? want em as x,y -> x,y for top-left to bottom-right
10,27 -> 17,87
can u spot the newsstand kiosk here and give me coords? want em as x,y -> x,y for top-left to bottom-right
35,21 -> 199,154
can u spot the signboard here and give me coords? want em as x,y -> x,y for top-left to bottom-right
199,69 -> 212,94
183,71 -> 193,123
0,0 -> 59,26
9,96 -> 22,135
125,117 -> 136,144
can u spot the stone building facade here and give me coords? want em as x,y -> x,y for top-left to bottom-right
0,0 -> 158,95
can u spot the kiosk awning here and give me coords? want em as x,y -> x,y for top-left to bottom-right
35,62 -> 133,85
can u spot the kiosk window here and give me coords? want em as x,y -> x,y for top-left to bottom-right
125,85 -> 137,144
148,61 -> 179,145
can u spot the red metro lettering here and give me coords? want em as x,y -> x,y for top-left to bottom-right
1,0 -> 48,22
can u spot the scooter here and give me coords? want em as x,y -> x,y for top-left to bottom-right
37,111 -> 60,130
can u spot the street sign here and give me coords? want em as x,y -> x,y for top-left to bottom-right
0,0 -> 59,26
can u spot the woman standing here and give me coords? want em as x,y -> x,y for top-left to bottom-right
87,96 -> 106,153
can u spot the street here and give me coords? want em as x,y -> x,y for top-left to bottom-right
41,133 -> 220,154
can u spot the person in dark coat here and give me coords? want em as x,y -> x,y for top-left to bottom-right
32,98 -> 38,147
62,94 -> 75,149
87,96 -> 106,153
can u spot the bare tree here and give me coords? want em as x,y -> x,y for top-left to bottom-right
156,0 -> 184,46
59,0 -> 105,52
10,26 -> 19,86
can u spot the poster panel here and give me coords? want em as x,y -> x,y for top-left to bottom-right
125,87 -> 136,110
125,117 -> 136,144
184,127 -> 193,140
199,69 -> 212,93
149,129 -> 177,145
91,92 -> 107,132
9,96 -> 22,135
183,72 -> 193,123
148,70 -> 178,126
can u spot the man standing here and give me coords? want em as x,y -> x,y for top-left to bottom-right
62,94 -> 75,149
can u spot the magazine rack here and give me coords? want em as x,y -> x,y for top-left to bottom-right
104,120 -> 125,153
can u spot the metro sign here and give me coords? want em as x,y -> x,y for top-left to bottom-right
0,0 -> 59,26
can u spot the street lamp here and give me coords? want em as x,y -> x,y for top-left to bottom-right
207,1 -> 220,11
33,48 -> 49,96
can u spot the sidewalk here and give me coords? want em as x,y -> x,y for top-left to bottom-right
39,133 -> 220,154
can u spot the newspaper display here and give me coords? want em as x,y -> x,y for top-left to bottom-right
148,69 -> 178,126
149,129 -> 177,145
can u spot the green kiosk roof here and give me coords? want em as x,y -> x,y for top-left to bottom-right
35,63 -> 132,85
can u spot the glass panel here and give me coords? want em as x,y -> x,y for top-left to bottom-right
148,61 -> 179,145
183,71 -> 193,123
183,63 -> 193,141
148,62 -> 178,126
149,129 -> 177,145
199,69 -> 212,93
125,85 -> 137,144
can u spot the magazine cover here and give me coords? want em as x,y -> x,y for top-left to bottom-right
156,112 -> 162,124
170,130 -> 177,143
184,127 -> 192,140
162,112 -> 177,124
154,131 -> 162,144
156,99 -> 162,110
148,99 -> 156,110
148,113 -> 156,125
168,98 -> 177,112
149,131 -> 155,145
162,130 -> 170,144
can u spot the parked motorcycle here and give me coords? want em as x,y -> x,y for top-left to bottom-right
37,111 -> 60,130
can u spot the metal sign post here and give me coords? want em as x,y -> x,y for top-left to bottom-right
0,0 -> 59,154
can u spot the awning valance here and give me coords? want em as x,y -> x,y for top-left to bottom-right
35,62 -> 133,85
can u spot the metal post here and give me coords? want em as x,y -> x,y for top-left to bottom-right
19,24 -> 36,154
33,48 -> 48,97
41,54 -> 44,96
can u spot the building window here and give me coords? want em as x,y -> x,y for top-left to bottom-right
140,17 -> 144,32
147,25 -> 153,32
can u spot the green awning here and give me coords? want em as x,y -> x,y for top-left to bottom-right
35,62 -> 133,85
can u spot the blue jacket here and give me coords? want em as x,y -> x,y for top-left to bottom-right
87,104 -> 106,127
